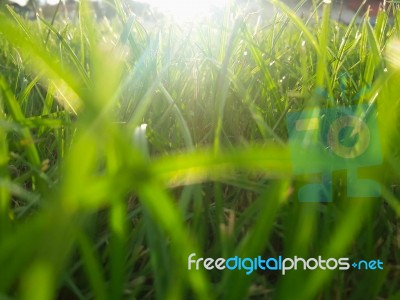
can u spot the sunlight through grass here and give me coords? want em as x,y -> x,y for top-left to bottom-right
0,0 -> 399,299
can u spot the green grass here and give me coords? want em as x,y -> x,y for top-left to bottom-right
0,0 -> 400,299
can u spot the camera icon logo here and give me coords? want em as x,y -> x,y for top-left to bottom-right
286,104 -> 382,202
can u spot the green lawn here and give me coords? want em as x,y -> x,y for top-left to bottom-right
0,0 -> 399,299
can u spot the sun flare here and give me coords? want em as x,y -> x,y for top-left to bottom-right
137,0 -> 228,21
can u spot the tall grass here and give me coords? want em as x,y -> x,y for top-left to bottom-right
0,0 -> 399,299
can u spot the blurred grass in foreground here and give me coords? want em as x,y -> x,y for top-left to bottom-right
0,0 -> 400,299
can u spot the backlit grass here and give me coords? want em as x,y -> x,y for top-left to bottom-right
0,0 -> 400,299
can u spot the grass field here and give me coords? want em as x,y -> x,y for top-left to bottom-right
0,0 -> 400,299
